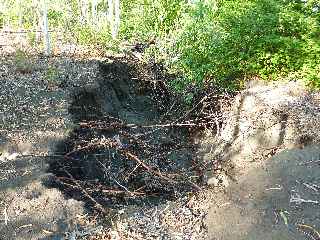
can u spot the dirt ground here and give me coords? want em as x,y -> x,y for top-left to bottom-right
0,54 -> 101,239
0,49 -> 319,240
0,53 -> 207,239
207,145 -> 320,240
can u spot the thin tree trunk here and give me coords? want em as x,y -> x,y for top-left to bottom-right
42,0 -> 50,55
108,0 -> 120,39
79,0 -> 84,24
18,0 -> 23,47
79,0 -> 90,24
107,0 -> 113,23
5,10 -> 10,30
32,0 -> 41,44
112,0 -> 120,39
18,1 -> 23,29
92,0 -> 98,26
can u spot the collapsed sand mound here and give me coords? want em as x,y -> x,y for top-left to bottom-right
204,81 -> 320,240
201,81 -> 320,177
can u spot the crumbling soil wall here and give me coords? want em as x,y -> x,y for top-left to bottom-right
204,81 -> 320,240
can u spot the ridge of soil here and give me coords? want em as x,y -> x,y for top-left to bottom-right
204,82 -> 320,240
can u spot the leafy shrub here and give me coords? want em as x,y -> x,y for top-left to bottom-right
3,0 -> 319,90
48,9 -> 64,27
45,66 -> 59,84
0,13 -> 4,27
73,25 -> 96,45
72,23 -> 118,51
14,49 -> 34,74
27,31 -> 37,46
170,0 -> 320,90
120,0 -> 186,42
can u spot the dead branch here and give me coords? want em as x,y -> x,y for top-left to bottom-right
122,150 -> 176,183
55,162 -> 108,214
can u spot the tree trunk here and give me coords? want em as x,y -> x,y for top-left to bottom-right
32,0 -> 41,44
18,0 -> 23,48
112,0 -> 120,39
92,0 -> 98,26
79,0 -> 89,24
18,0 -> 23,29
42,0 -> 50,55
107,0 -> 120,39
107,0 -> 113,24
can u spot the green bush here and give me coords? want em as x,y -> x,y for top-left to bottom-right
120,0 -> 186,42
170,0 -> 320,90
45,66 -> 59,84
73,25 -> 96,44
0,13 -> 4,27
72,23 -> 119,51
14,49 -> 35,74
48,9 -> 64,27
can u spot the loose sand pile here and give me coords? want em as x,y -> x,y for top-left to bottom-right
203,81 -> 320,240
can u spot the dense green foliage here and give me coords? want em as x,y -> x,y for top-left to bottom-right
1,0 -> 319,90
120,0 -> 320,90
120,0 -> 186,40
172,0 -> 320,90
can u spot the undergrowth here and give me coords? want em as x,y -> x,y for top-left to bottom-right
14,49 -> 35,74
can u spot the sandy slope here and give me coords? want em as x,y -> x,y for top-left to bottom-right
205,82 -> 320,240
